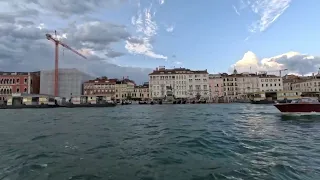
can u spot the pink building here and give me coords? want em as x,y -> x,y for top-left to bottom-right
209,74 -> 224,101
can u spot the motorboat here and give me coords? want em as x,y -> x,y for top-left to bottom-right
274,97 -> 320,113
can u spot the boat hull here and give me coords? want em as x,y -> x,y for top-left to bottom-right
274,104 -> 320,113
65,103 -> 116,108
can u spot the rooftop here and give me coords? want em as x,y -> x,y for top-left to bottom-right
149,66 -> 208,75
84,77 -> 135,85
0,71 -> 40,76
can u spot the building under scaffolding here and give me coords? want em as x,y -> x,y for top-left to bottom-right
40,68 -> 93,98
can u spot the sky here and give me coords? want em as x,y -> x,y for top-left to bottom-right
0,0 -> 320,83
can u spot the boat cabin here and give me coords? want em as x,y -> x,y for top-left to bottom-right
291,97 -> 319,104
70,95 -> 112,104
277,91 -> 302,100
249,92 -> 266,101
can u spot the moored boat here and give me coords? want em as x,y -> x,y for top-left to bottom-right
274,97 -> 320,113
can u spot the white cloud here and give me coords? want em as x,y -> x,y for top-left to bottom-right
125,37 -> 167,59
247,0 -> 291,33
126,1 -> 167,59
159,0 -> 165,5
232,5 -> 240,16
232,51 -> 320,75
0,0 -> 153,83
166,25 -> 174,32
37,23 -> 45,30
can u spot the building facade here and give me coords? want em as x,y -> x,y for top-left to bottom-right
132,82 -> 149,100
208,74 -> 224,100
0,71 -> 40,101
149,66 -> 210,100
258,73 -> 283,92
283,74 -> 301,91
287,73 -> 320,92
40,68 -> 93,98
114,79 -> 135,101
223,72 -> 260,101
83,77 -> 116,98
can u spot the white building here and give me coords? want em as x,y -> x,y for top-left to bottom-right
223,70 -> 261,100
287,74 -> 320,92
258,72 -> 283,92
149,66 -> 210,100
40,68 -> 93,98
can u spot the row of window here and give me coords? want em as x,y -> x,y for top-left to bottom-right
152,91 -> 209,96
152,85 -> 208,90
261,83 -> 282,87
0,88 -> 27,94
261,79 -> 281,82
0,78 -> 28,85
150,74 -> 207,80
223,78 -> 281,82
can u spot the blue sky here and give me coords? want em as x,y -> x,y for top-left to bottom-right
108,0 -> 320,74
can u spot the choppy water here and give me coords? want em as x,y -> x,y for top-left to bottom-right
0,104 -> 320,180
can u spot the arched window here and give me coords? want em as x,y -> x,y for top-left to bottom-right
24,88 -> 27,92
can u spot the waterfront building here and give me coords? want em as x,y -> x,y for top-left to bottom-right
222,69 -> 260,101
258,72 -> 283,92
40,68 -> 93,98
283,74 -> 301,91
149,66 -> 210,100
208,74 -> 224,101
83,77 -> 135,101
83,77 -> 116,98
114,78 -> 135,101
0,71 -> 40,101
132,82 -> 149,100
287,73 -> 320,92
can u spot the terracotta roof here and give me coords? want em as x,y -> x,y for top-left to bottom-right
84,77 -> 135,85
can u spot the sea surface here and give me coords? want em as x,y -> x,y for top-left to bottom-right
0,104 -> 320,180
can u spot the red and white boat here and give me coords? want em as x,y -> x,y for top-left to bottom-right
274,97 -> 320,113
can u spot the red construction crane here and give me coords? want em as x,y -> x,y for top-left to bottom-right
46,31 -> 87,97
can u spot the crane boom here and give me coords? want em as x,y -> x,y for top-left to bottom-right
59,42 -> 87,59
45,32 -> 87,97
